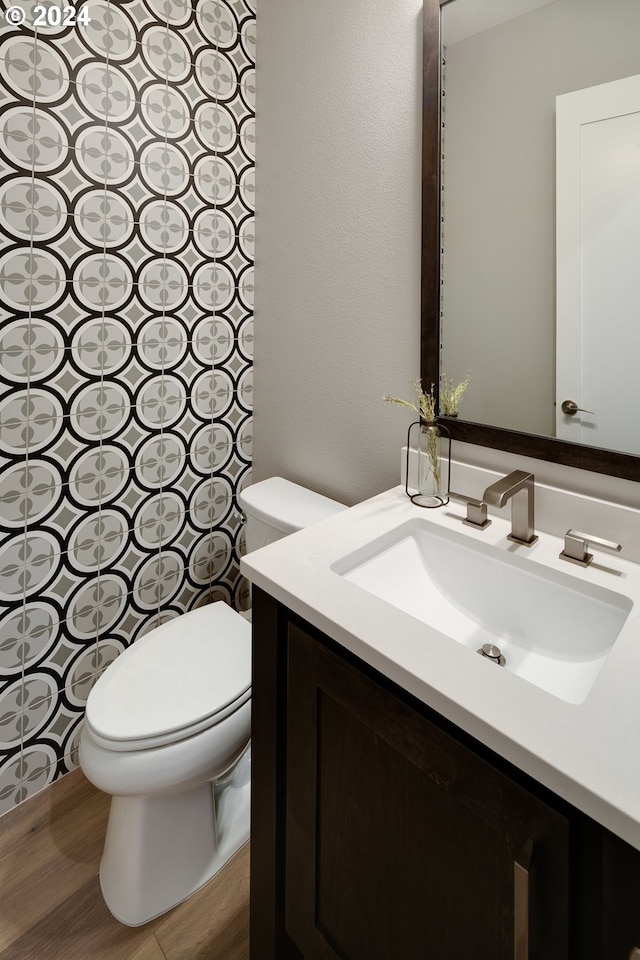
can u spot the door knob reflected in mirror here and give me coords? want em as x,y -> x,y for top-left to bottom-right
561,400 -> 595,416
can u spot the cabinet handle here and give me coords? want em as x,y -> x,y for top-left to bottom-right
514,840 -> 533,960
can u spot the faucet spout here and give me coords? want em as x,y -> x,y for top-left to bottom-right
483,470 -> 537,545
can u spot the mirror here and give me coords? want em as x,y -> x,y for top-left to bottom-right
422,0 -> 640,481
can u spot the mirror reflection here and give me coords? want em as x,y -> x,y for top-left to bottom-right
440,0 -> 640,456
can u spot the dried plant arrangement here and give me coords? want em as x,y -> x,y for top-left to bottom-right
383,379 -> 437,422
439,373 -> 471,417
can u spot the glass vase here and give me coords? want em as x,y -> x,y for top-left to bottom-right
417,420 -> 441,502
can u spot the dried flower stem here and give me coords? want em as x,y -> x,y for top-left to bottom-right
440,372 -> 471,416
383,379 -> 437,422
420,422 -> 440,493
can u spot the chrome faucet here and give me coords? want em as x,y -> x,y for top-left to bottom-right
482,470 -> 537,545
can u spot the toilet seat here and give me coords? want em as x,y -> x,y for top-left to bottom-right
85,603 -> 251,752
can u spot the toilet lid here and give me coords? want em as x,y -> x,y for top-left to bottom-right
86,602 -> 251,744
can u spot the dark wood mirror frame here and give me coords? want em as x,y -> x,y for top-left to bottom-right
421,0 -> 640,483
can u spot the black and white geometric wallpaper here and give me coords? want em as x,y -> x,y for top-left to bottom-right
0,0 -> 255,814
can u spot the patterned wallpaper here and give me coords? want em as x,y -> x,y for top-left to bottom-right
0,0 -> 255,814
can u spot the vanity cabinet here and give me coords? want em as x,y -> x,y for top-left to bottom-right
285,621 -> 568,959
250,587 -> 640,960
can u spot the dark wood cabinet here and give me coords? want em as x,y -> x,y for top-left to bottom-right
602,830 -> 640,958
249,587 -> 640,960
285,621 -> 568,960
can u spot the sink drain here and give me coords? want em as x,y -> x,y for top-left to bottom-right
477,643 -> 506,666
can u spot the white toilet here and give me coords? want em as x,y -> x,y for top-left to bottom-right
79,477 -> 346,926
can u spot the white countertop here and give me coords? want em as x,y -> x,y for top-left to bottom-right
241,485 -> 640,850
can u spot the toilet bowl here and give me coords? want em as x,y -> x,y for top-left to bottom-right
79,477 -> 346,926
79,601 -> 252,926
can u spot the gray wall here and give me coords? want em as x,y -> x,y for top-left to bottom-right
441,0 -> 640,436
254,0 -> 423,506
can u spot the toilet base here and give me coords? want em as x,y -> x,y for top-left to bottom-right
100,746 -> 251,926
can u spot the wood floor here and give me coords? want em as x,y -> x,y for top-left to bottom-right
0,770 -> 250,960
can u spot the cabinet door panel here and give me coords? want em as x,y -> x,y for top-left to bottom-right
602,829 -> 640,957
285,623 -> 569,960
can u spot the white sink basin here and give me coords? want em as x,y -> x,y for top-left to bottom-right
332,518 -> 632,704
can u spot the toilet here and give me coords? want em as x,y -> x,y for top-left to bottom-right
79,477 -> 346,926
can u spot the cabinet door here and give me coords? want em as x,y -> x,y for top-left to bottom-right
285,623 -> 569,960
602,829 -> 640,958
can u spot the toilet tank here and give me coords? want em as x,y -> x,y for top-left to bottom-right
238,477 -> 347,554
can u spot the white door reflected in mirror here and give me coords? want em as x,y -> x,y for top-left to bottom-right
556,73 -> 640,455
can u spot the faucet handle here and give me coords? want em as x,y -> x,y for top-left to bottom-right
464,498 -> 490,529
450,491 -> 491,529
559,529 -> 622,567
